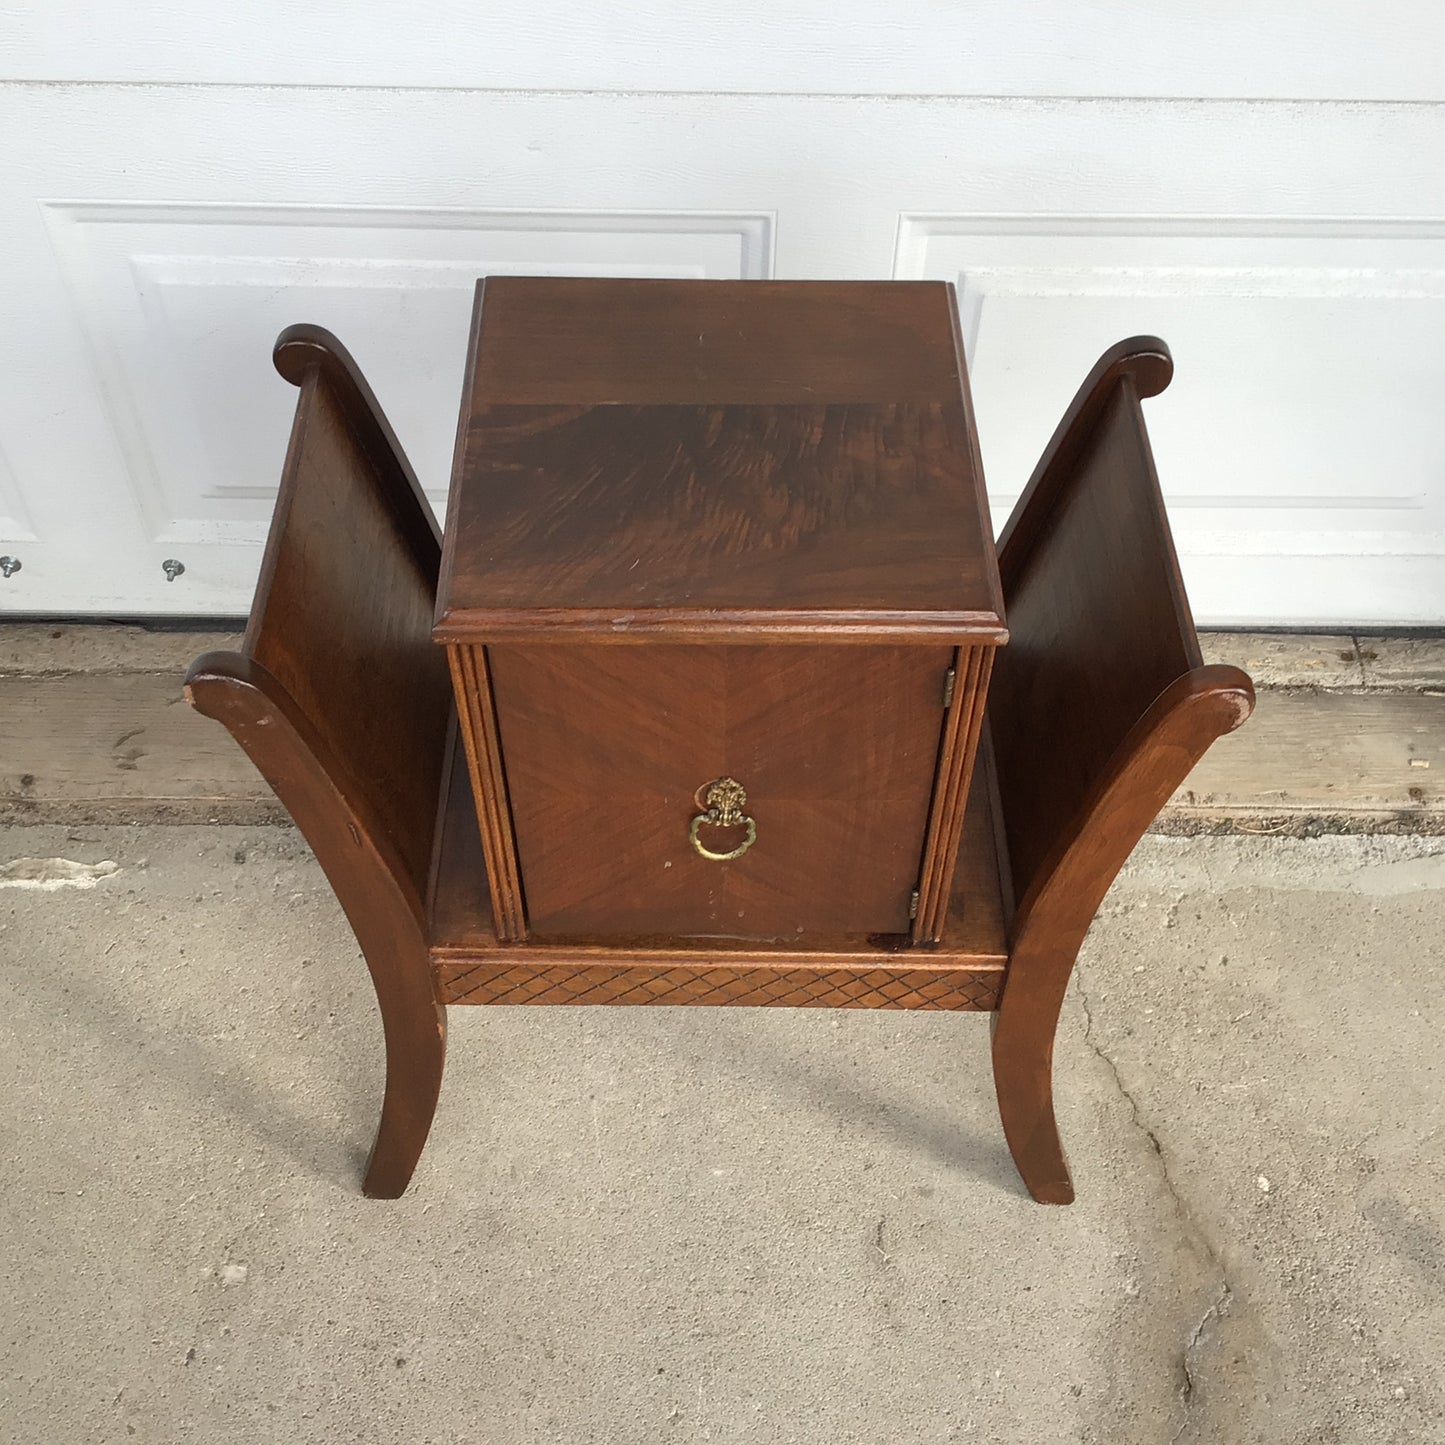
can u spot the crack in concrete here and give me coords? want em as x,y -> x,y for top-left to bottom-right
1177,1282 -> 1230,1413
1074,964 -> 1235,1442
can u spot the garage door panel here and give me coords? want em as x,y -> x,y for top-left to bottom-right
899,216 -> 1445,623
0,83 -> 1443,621
40,202 -> 772,550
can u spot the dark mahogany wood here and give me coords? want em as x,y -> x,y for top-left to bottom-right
986,337 -> 1255,1204
486,641 -> 952,938
446,643 -> 526,943
184,324 -> 452,1198
439,278 -> 1007,950
436,400 -> 1004,644
188,321 -> 1250,1205
436,279 -> 1004,646
426,728 -> 1012,1004
914,644 -> 994,942
465,276 -> 972,405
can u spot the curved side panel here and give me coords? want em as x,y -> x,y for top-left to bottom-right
185,650 -> 445,1199
996,335 -> 1172,588
991,664 -> 1254,1204
272,322 -> 442,565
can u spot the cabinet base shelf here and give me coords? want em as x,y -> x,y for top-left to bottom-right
428,736 -> 1011,1007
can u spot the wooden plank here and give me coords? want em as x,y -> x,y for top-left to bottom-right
1168,689 -> 1445,833
1358,636 -> 1445,692
1200,632 -> 1364,689
0,671 -> 278,824
7,627 -> 1445,833
0,623 -> 243,675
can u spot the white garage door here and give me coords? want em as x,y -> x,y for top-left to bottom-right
2,4 -> 1444,625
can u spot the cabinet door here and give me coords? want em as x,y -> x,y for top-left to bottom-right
487,643 -> 953,939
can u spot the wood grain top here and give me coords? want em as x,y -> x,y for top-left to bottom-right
465,277 -> 969,405
436,279 -> 1004,643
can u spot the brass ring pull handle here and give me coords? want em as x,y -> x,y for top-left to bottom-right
689,777 -> 757,861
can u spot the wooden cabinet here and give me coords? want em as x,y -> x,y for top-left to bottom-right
435,278 -> 1005,945
189,319 -> 1251,1201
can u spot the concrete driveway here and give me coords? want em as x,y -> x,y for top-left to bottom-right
2,822 -> 1442,1443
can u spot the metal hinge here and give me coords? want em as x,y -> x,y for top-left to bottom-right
908,888 -> 920,920
942,667 -> 957,708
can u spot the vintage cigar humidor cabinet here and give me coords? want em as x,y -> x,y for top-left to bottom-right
434,278 -> 1007,949
186,300 -> 1254,1201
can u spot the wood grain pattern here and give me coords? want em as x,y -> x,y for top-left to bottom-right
992,670 -> 1252,1203
439,277 -> 1004,948
447,644 -> 526,943
0,670 -> 270,812
171,301 -> 1260,1216
485,642 -> 952,938
438,402 -> 1003,642
188,320 -> 1252,1209
436,278 -> 1003,645
985,336 -> 1255,1204
428,730 -> 1013,984
467,277 -> 969,406
243,372 -> 452,902
990,359 -> 1197,908
185,324 -> 451,1198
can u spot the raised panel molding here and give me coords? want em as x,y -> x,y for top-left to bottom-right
896,215 -> 1445,623
6,79 -> 1445,621
42,203 -> 773,547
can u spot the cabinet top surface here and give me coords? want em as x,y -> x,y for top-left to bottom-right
436,278 -> 1005,643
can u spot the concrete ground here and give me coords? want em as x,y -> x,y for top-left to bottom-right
2,823 -> 1444,1444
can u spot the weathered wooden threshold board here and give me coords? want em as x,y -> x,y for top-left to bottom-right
6,625 -> 1445,834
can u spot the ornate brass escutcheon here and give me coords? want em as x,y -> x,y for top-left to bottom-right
689,776 -> 757,861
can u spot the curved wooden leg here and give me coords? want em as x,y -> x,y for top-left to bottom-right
991,952 -> 1074,1205
359,943 -> 447,1199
